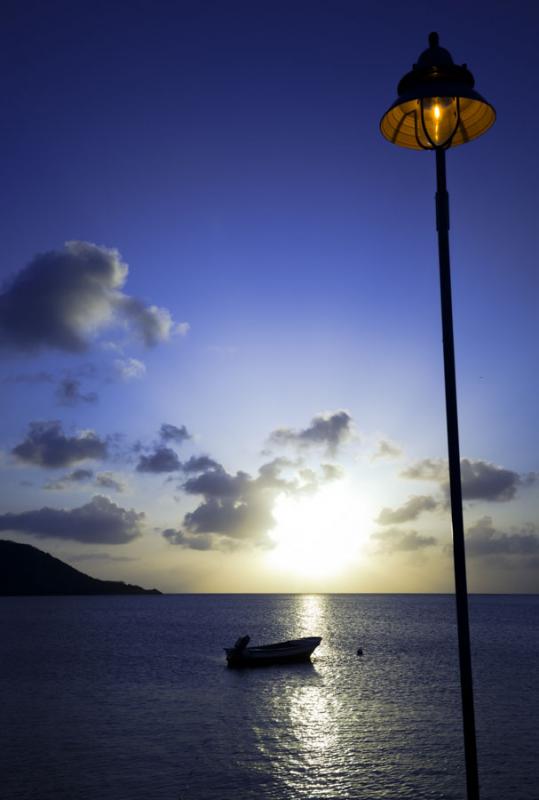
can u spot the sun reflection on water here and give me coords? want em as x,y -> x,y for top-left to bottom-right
295,594 -> 326,639
254,667 -> 354,798
252,595 -> 353,795
287,682 -> 338,758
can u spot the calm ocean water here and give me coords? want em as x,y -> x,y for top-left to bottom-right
1,594 -> 537,800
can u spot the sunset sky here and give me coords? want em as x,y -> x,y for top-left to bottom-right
1,0 -> 537,593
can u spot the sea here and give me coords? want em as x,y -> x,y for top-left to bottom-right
1,594 -> 537,800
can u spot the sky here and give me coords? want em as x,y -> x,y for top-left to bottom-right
0,0 -> 537,593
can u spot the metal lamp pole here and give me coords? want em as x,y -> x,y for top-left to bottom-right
435,146 -> 479,800
380,33 -> 496,800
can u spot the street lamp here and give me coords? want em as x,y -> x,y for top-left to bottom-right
380,33 -> 495,800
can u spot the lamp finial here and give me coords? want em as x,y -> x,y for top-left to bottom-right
429,32 -> 439,48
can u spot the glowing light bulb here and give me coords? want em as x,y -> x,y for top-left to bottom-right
420,96 -> 458,147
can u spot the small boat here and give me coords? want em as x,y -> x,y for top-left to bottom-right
225,635 -> 322,668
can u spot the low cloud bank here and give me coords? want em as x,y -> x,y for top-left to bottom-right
466,516 -> 539,558
0,496 -> 143,543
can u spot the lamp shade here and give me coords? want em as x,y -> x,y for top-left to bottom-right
380,33 -> 495,150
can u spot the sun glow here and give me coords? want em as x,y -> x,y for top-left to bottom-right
267,481 -> 373,577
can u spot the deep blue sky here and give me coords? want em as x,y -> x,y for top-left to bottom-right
0,1 -> 537,591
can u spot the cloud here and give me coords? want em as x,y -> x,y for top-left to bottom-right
465,516 -> 539,558
174,321 -> 190,336
44,468 -> 94,490
160,424 -> 191,444
136,446 -> 182,473
0,241 -> 183,352
269,410 -> 352,455
164,457 -> 336,550
376,495 -> 438,525
114,358 -> 146,380
135,425 -> 192,473
55,378 -> 98,407
372,439 -> 402,461
0,495 -> 144,543
401,458 -> 448,482
182,496 -> 252,539
162,528 -> 214,550
523,472 -> 538,487
321,463 -> 344,482
182,468 -> 250,499
460,460 -> 521,502
12,421 -> 107,468
401,457 -> 525,503
181,455 -> 222,473
371,527 -> 438,553
114,297 -> 178,346
95,472 -> 127,493
294,463 -> 343,495
44,468 -> 126,493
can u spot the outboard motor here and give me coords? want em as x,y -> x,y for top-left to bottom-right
233,635 -> 250,652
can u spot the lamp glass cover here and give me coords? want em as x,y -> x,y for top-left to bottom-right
380,95 -> 495,150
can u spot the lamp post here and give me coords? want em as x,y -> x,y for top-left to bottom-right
380,33 -> 495,800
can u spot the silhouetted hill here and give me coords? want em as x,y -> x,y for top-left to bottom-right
0,540 -> 161,595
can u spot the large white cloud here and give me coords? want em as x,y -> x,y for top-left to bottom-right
0,241 -> 186,352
